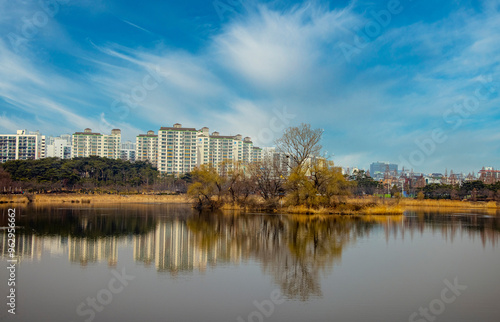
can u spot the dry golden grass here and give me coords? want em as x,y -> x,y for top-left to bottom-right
0,193 -> 190,204
280,202 -> 403,215
361,204 -> 404,215
401,199 -> 498,209
282,205 -> 331,215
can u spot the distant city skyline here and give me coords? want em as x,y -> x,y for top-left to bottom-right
1,0 -> 499,174
1,125 -> 494,177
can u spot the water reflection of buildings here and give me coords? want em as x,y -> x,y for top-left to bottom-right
380,212 -> 500,248
0,232 -> 42,261
0,232 -> 119,266
68,237 -> 118,267
2,210 -> 499,301
133,219 -> 239,274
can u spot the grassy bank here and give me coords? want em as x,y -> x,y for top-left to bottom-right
220,196 -> 404,215
2,193 -> 498,215
220,196 -> 498,215
401,199 -> 499,209
0,193 -> 189,204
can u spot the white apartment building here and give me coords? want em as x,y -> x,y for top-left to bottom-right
121,141 -> 136,162
136,131 -> 157,165
241,137 -> 254,163
196,127 -> 210,167
208,132 -> 264,172
157,124 -> 199,175
208,131 -> 242,166
0,130 -> 46,162
46,138 -> 72,159
71,128 -> 121,159
142,123 -> 266,175
252,146 -> 263,163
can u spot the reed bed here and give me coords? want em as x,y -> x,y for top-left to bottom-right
0,193 -> 190,204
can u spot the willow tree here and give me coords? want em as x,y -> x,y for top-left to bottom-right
286,159 -> 349,208
187,165 -> 225,210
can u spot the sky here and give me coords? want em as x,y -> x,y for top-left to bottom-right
0,0 -> 499,174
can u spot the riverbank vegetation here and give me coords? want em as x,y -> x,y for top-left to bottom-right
1,124 -> 499,214
186,124 -> 403,214
0,156 -> 188,194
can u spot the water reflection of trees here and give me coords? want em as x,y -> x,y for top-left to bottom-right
399,211 -> 500,248
186,213 -> 379,300
1,205 -> 499,300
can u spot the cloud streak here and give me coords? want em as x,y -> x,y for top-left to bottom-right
0,0 -> 499,173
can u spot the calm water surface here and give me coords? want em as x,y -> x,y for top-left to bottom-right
1,204 -> 499,322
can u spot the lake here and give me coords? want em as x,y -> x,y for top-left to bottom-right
1,204 -> 499,322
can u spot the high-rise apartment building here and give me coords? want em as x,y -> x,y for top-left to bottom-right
241,137 -> 254,163
0,130 -> 46,162
136,131 -> 157,165
196,127 -> 210,167
208,132 -> 242,166
156,123 -> 264,175
157,124 -> 199,175
252,147 -> 263,163
71,128 -> 121,159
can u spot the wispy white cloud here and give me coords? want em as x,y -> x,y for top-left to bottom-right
0,0 -> 499,173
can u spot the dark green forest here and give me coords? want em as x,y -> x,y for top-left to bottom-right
0,157 -> 188,193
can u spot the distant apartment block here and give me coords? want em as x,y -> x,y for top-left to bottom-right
252,147 -> 263,163
155,123 -> 264,175
370,161 -> 398,178
262,146 -> 290,175
71,128 -> 121,159
0,130 -> 45,163
197,127 -> 210,166
46,135 -> 72,159
479,167 -> 500,184
121,141 -> 136,162
157,124 -> 199,174
136,131 -> 158,165
208,131 -> 243,167
3,124 -> 266,174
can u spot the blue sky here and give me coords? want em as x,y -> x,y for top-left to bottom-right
0,0 -> 499,174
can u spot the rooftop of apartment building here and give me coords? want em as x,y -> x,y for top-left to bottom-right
159,123 -> 197,131
137,130 -> 158,137
73,128 -> 121,136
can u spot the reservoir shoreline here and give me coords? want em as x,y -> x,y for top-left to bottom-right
0,194 -> 498,215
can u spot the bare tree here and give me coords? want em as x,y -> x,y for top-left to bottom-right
275,123 -> 323,169
249,158 -> 287,202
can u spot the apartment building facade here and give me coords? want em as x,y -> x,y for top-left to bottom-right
46,138 -> 72,159
155,123 -> 264,175
121,141 -> 137,162
157,124 -> 199,174
136,131 -> 158,165
71,128 -> 121,159
0,130 -> 46,162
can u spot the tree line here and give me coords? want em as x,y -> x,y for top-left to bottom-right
0,156 -> 188,193
420,181 -> 500,201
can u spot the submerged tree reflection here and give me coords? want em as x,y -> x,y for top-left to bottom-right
1,205 -> 499,300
